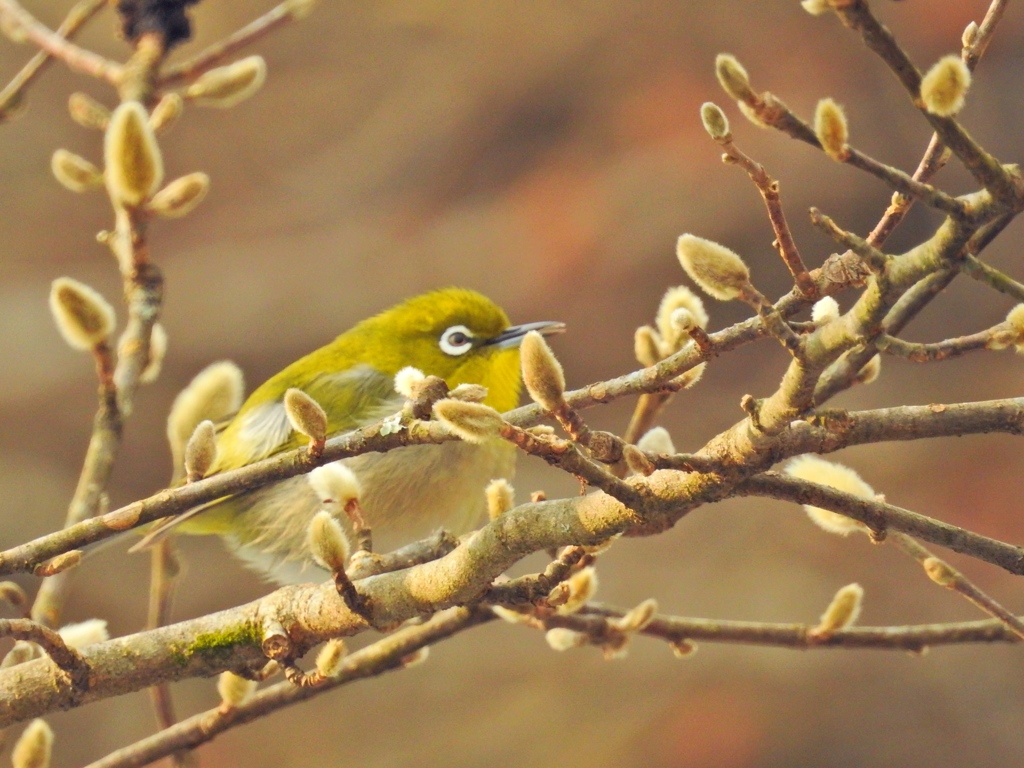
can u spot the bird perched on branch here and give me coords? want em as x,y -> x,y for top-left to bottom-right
140,288 -> 563,584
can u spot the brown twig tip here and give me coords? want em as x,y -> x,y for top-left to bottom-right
700,101 -> 730,140
814,98 -> 849,160
104,101 -> 164,207
919,55 -> 971,117
116,0 -> 200,49
283,388 -> 328,454
11,718 -> 54,768
676,234 -> 751,301
49,277 -> 115,352
185,56 -> 267,108
521,330 -> 567,413
147,172 -> 210,218
183,420 -> 217,482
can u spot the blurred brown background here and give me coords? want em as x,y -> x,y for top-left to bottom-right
3,1 -> 1024,766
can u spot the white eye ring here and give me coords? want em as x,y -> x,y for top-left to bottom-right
439,325 -> 474,356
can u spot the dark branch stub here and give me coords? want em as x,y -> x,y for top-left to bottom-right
116,0 -> 201,49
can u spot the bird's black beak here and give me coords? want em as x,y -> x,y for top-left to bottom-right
486,320 -> 566,349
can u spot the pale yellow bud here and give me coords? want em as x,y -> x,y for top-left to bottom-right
614,598 -> 658,633
307,511 -> 352,572
962,21 -> 979,49
786,455 -> 873,535
485,478 -> 514,521
147,172 -> 210,218
676,234 -> 751,301
285,0 -> 319,19
815,583 -> 863,634
922,557 -> 957,587
545,628 -> 585,651
104,101 -> 163,206
623,444 -> 656,476
700,101 -> 730,140
149,92 -> 183,133
284,388 -> 328,444
675,362 -> 706,389
636,426 -> 675,456
449,383 -> 488,402
184,420 -> 217,481
315,639 -> 347,678
855,354 -> 881,385
34,550 -> 82,577
737,100 -> 769,128
68,92 -> 110,130
51,149 -> 103,193
307,463 -> 361,508
801,0 -> 832,15
394,366 -> 426,398
402,646 -> 430,668
0,581 -> 27,612
1005,304 -> 1024,353
556,566 -> 598,615
811,296 -> 840,325
138,322 -> 168,384
186,56 -> 267,108
432,399 -> 505,444
670,639 -> 697,658
920,55 -> 971,117
715,54 -> 754,102
520,330 -> 566,412
57,619 -> 108,649
49,277 -> 115,351
814,98 -> 848,161
217,671 -> 257,709
167,361 -> 245,477
634,325 -> 663,367
656,286 -> 708,350
2,641 -> 40,668
12,719 -> 53,768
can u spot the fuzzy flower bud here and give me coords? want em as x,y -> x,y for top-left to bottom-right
814,98 -> 848,161
801,0 -> 832,15
49,277 -> 115,351
186,56 -> 267,108
184,420 -> 217,481
700,101 -> 730,140
545,628 -> 586,652
432,399 -> 505,443
148,172 -> 210,218
556,566 -> 598,615
284,388 -> 328,445
786,455 -> 873,535
217,671 -> 257,709
676,234 -> 751,301
51,149 -> 103,192
520,330 -> 566,412
811,296 -> 840,325
922,557 -> 957,587
962,21 -> 979,49
68,92 -> 110,130
307,511 -> 352,572
138,322 -> 168,384
12,719 -> 53,768
1000,304 -> 1024,353
636,426 -> 675,456
0,581 -> 27,612
485,478 -> 514,521
149,92 -> 183,133
920,55 -> 971,117
394,366 -> 426,398
104,101 -> 163,206
623,444 -> 656,476
315,639 -> 347,678
814,583 -> 864,634
449,383 -> 488,402
167,361 -> 244,477
402,646 -> 430,668
855,354 -> 881,385
57,619 -> 108,649
656,286 -> 708,350
308,463 -> 361,509
285,0 -> 319,19
634,326 -> 663,367
715,54 -> 755,102
613,598 -> 658,633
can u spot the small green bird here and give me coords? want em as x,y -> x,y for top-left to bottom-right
149,288 -> 563,584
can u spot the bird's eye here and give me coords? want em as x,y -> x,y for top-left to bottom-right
439,325 -> 474,356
